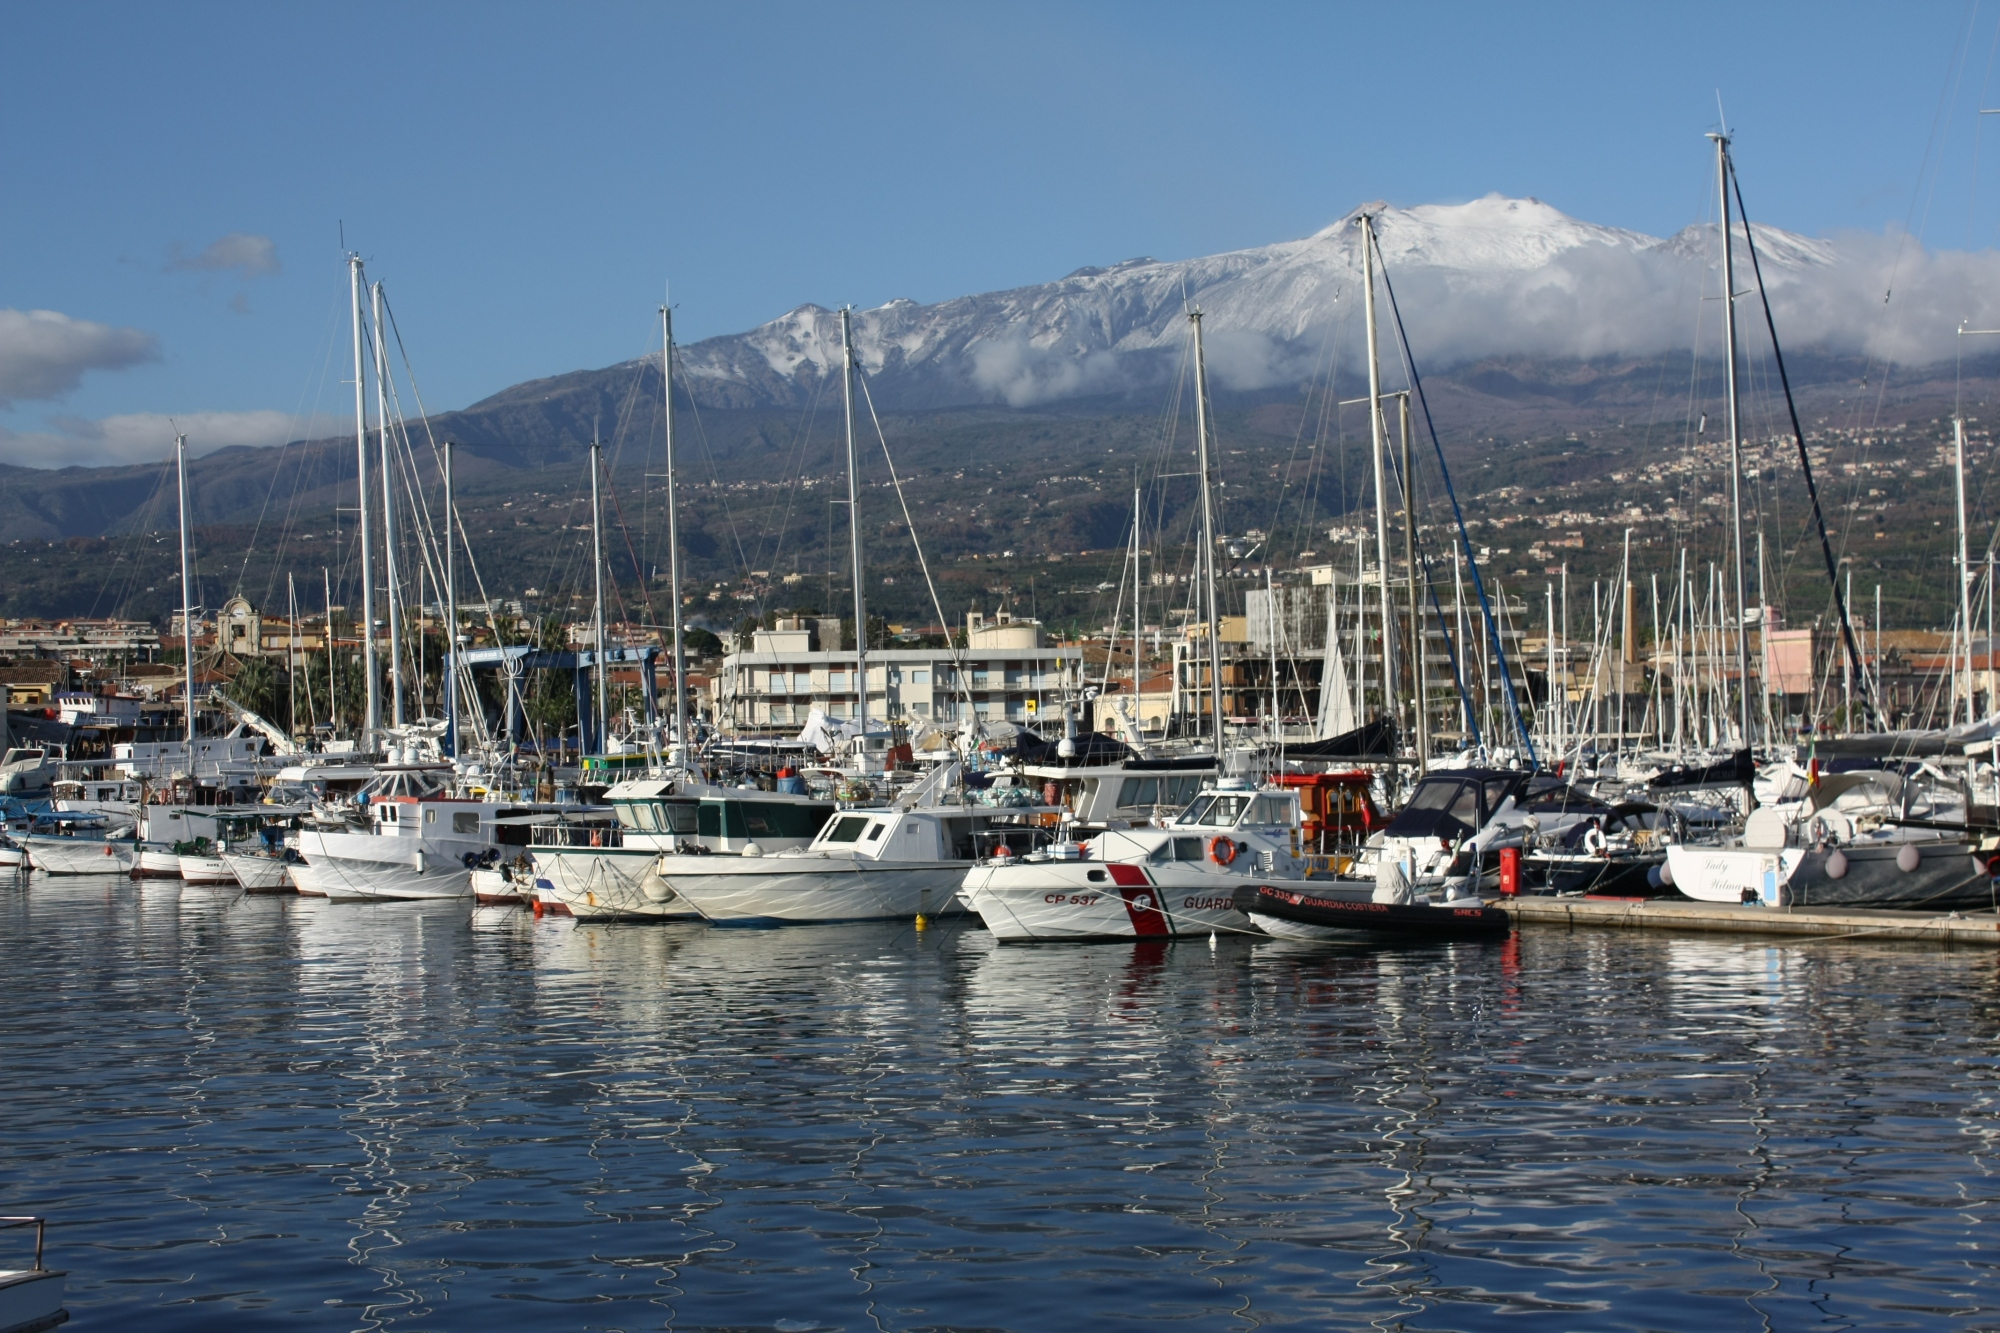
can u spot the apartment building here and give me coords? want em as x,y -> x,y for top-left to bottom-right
719,609 -> 1082,732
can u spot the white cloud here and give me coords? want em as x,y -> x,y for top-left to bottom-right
0,308 -> 159,405
0,409 -> 346,469
968,329 -> 1122,406
167,232 -> 281,278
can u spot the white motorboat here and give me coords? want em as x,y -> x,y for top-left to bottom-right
0,745 -> 65,797
23,834 -> 136,875
962,781 -> 1291,941
532,778 -> 831,921
661,797 -> 1006,926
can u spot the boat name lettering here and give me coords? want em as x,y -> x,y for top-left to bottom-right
1044,894 -> 1101,906
1182,896 -> 1234,911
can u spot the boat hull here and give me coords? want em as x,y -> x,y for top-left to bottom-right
1785,842 -> 1993,911
1246,884 -> 1509,939
221,852 -> 293,893
469,867 -> 528,906
133,847 -> 183,880
533,877 -> 571,916
533,847 -> 700,920
178,854 -> 233,885
297,831 -> 473,901
1519,851 -> 1671,899
961,861 -> 1251,941
23,837 -> 136,875
287,860 -> 328,897
661,856 -> 969,925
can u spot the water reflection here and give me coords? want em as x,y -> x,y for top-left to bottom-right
1,883 -> 1997,1329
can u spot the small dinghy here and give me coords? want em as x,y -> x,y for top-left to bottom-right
1243,883 -> 1510,940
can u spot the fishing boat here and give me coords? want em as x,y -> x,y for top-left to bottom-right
20,810 -> 137,875
221,848 -> 297,893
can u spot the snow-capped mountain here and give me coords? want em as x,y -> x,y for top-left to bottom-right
619,194 -> 1984,413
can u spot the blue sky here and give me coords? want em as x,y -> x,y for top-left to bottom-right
2,1 -> 1994,465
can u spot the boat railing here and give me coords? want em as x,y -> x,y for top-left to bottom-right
972,827 -> 1059,862
529,824 -> 624,849
0,1216 -> 47,1269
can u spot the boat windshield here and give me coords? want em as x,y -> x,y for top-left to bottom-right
1176,793 -> 1253,827
1384,777 -> 1483,840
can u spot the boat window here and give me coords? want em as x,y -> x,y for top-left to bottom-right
941,816 -> 987,859
737,800 -> 831,839
1245,795 -> 1291,826
453,812 -> 479,835
1118,777 -> 1157,808
864,822 -> 885,841
1178,795 -> 1213,824
1152,836 -> 1208,862
823,815 -> 872,843
1482,777 -> 1515,814
425,808 -> 436,825
1190,795 -> 1251,826
659,802 -> 699,834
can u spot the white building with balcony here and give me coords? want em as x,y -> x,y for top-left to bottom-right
718,609 -> 1082,732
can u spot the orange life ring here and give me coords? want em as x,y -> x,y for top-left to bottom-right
1208,836 -> 1239,866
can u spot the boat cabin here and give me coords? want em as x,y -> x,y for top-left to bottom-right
1273,771 -> 1381,854
605,778 -> 834,853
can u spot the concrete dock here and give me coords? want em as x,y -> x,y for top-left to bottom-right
1496,894 -> 2000,946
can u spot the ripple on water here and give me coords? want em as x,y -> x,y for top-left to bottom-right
1,875 -> 1997,1329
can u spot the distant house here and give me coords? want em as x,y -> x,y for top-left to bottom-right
0,659 -> 71,706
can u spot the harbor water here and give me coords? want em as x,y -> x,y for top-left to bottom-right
3,874 -> 1997,1330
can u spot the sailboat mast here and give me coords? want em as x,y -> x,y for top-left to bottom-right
372,281 -> 404,731
1361,217 -> 1399,731
175,432 -> 195,750
1131,485 -> 1143,730
444,441 -> 457,758
1957,416 -> 1974,727
1712,131 -> 1754,754
324,568 -> 336,737
349,256 -> 379,740
590,433 -> 608,755
288,572 -> 298,739
662,307 -> 691,765
1189,309 -> 1225,758
840,308 -> 868,763
1401,393 -> 1427,771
